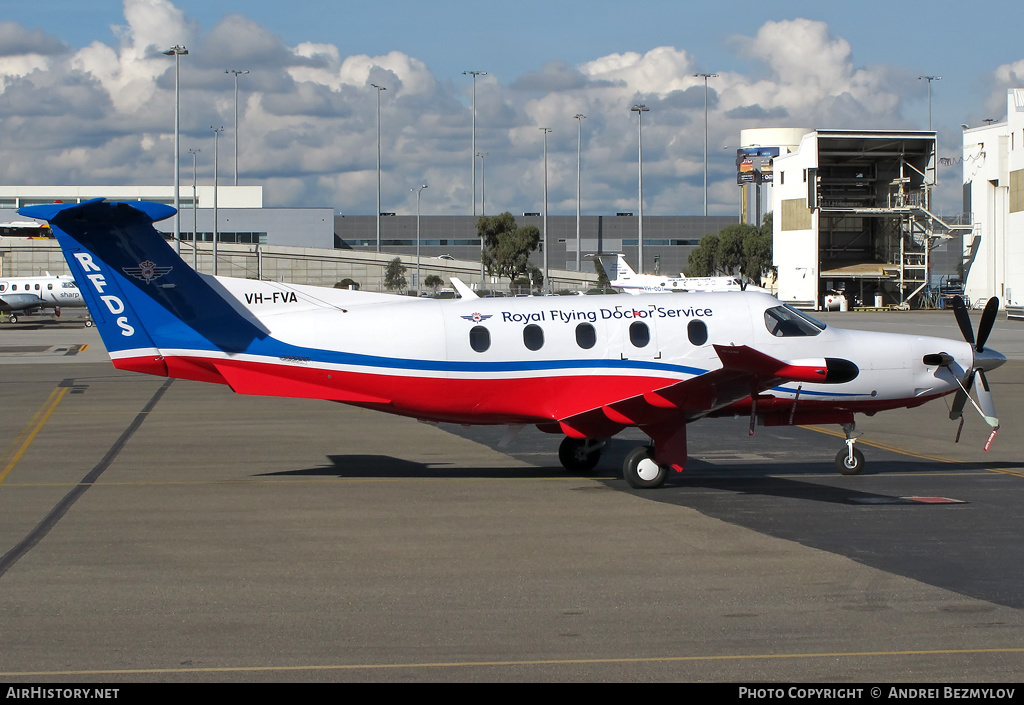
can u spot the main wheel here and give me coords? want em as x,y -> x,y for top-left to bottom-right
84,319 -> 94,328
623,445 -> 668,489
835,447 -> 865,475
558,437 -> 602,473
8,315 -> 17,324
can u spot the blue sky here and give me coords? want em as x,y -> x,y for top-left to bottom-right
0,0 -> 1021,215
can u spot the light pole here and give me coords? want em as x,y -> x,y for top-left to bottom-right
574,113 -> 586,273
476,152 -> 488,216
226,69 -> 249,186
414,184 -> 428,296
164,45 -> 188,253
630,104 -> 649,274
464,70 -> 487,288
918,75 -> 941,130
694,73 -> 718,216
541,128 -> 551,293
189,148 -> 200,270
371,83 -> 386,253
212,126 -> 224,276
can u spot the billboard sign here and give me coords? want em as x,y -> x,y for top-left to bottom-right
736,147 -> 779,184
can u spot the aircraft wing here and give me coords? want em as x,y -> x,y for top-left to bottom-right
0,293 -> 47,311
556,345 -> 847,439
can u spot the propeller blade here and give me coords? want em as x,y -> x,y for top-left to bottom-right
949,369 -> 976,422
976,297 -> 999,353
951,296 -> 975,348
975,369 -> 999,428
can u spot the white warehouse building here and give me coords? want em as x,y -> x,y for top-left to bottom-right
962,89 -> 1024,317
762,127 -> 966,310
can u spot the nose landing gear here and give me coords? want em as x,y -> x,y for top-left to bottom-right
835,422 -> 864,475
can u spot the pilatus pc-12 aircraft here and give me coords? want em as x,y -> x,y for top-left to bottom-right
20,199 -> 1006,489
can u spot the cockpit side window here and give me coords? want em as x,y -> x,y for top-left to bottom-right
764,305 -> 825,337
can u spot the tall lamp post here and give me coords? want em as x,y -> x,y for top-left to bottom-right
414,184 -> 428,296
164,45 -> 188,253
918,75 -> 941,130
226,69 -> 249,186
189,148 -> 200,270
476,152 -> 488,216
212,126 -> 224,276
574,113 -> 586,273
371,83 -> 386,253
540,128 -> 551,293
630,104 -> 649,274
694,73 -> 718,216
463,70 -> 486,288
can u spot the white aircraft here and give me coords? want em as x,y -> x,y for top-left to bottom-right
598,253 -> 761,295
20,199 -> 1006,489
0,272 -> 89,324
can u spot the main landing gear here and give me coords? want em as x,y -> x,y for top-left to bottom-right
623,446 -> 668,489
558,437 -> 606,473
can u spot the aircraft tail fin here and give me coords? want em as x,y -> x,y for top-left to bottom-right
597,253 -> 635,284
19,199 -> 268,372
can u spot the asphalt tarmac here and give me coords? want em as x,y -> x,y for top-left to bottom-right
1,309 -> 1023,682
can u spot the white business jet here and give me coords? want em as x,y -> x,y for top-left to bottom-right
598,253 -> 762,295
0,272 -> 89,324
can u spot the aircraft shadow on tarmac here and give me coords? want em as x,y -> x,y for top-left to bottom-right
257,455 -> 596,480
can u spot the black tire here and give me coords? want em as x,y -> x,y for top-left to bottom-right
623,445 -> 667,489
85,320 -> 94,328
835,447 -> 865,475
8,315 -> 16,324
558,437 -> 602,473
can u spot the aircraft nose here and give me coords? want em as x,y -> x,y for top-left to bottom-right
976,347 -> 1006,372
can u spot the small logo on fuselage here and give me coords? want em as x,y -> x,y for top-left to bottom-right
461,312 -> 492,323
123,260 -> 171,285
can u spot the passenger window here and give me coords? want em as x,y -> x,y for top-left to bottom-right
0,284 -> 5,292
48,283 -> 53,290
35,284 -> 40,290
575,323 -> 596,349
523,324 -> 544,351
629,321 -> 650,347
469,326 -> 490,353
687,319 -> 708,346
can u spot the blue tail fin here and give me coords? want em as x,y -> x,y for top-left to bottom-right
19,199 -> 268,359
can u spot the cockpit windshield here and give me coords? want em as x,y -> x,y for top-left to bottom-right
764,304 -> 826,337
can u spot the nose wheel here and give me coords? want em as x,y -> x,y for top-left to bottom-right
835,423 -> 865,475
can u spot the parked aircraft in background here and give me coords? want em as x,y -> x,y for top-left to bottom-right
598,253 -> 762,295
0,272 -> 90,324
19,199 -> 1005,488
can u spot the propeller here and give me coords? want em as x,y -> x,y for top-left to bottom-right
947,297 -> 1001,449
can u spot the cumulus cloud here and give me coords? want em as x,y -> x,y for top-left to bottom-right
0,3 -> 983,216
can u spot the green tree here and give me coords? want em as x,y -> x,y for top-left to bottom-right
592,256 -> 611,288
687,234 -> 720,277
686,213 -> 774,286
743,214 -> 774,286
479,212 -> 541,291
424,274 -> 444,292
383,257 -> 407,292
717,224 -> 753,275
334,278 -> 360,290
